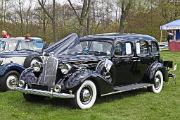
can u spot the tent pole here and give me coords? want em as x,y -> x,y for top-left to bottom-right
160,30 -> 163,44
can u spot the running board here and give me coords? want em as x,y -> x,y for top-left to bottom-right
101,83 -> 153,97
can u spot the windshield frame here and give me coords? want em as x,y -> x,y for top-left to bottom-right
0,39 -> 19,52
65,39 -> 113,56
16,40 -> 44,52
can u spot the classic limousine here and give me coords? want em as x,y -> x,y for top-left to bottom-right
16,33 -> 173,109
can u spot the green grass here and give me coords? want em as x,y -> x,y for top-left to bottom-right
0,51 -> 180,120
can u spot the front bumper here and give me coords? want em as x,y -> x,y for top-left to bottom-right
15,85 -> 75,99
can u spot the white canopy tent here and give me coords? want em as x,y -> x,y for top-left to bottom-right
160,19 -> 180,42
160,19 -> 180,30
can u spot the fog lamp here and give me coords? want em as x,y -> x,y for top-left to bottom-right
19,80 -> 25,87
54,85 -> 61,93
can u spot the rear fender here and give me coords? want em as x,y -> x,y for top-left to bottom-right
147,61 -> 168,82
64,70 -> 113,95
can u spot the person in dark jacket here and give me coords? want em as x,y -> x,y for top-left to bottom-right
167,30 -> 174,42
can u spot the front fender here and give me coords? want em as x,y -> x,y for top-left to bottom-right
64,69 -> 113,95
147,61 -> 168,82
0,63 -> 24,76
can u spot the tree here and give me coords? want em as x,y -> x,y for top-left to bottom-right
38,0 -> 57,41
117,0 -> 134,33
67,0 -> 91,35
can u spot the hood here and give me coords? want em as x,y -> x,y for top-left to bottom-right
57,55 -> 109,63
0,50 -> 40,58
44,33 -> 79,56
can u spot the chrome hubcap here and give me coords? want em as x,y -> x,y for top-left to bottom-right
7,75 -> 18,89
82,89 -> 91,101
154,76 -> 161,89
80,86 -> 92,105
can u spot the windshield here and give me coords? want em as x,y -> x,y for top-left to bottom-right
0,40 -> 18,51
64,40 -> 112,56
16,40 -> 43,52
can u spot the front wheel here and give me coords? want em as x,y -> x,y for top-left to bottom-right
72,80 -> 97,109
0,71 -> 20,92
150,70 -> 164,94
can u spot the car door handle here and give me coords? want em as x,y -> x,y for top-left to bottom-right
132,57 -> 141,62
133,59 -> 141,62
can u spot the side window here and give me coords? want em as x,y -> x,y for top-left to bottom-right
136,41 -> 149,55
151,41 -> 159,53
114,42 -> 133,56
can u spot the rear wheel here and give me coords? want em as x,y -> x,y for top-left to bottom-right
0,71 -> 19,92
150,70 -> 164,94
23,94 -> 45,101
72,80 -> 97,109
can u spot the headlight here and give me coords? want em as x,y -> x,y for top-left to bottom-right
54,84 -> 61,93
59,63 -> 72,74
0,58 -> 5,65
32,62 -> 41,72
19,80 -> 25,87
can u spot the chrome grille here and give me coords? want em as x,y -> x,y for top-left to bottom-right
38,56 -> 58,87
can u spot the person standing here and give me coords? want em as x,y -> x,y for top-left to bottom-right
2,30 -> 10,38
167,30 -> 174,42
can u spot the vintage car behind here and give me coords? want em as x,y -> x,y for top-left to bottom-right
0,37 -> 45,91
0,34 -> 79,92
16,33 -> 173,109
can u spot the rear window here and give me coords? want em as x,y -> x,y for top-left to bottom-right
151,41 -> 159,53
136,41 -> 149,55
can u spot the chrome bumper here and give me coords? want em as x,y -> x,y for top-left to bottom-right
15,86 -> 75,99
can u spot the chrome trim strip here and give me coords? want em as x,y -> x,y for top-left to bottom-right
15,86 -> 75,99
101,84 -> 153,97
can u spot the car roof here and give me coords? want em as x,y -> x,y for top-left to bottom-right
15,37 -> 43,41
0,37 -> 43,42
80,33 -> 157,42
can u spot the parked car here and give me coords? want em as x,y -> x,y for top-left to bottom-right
159,42 -> 168,51
0,34 -> 80,92
16,33 -> 173,109
0,37 -> 45,91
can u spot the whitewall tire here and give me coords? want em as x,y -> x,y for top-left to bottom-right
6,74 -> 18,90
0,71 -> 20,92
150,70 -> 164,94
73,80 -> 97,109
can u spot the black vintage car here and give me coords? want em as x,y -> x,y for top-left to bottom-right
16,33 -> 173,109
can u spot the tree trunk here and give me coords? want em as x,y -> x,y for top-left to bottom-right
86,13 -> 90,35
38,0 -> 57,42
18,0 -> 24,36
119,14 -> 125,33
52,0 -> 56,41
118,0 -> 132,34
42,13 -> 46,36
67,0 -> 91,36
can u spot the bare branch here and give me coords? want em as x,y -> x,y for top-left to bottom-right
67,0 -> 80,21
37,0 -> 53,20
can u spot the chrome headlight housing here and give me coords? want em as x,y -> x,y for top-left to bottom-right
32,62 -> 42,72
59,63 -> 72,74
0,58 -> 5,65
54,84 -> 61,93
19,80 -> 25,87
